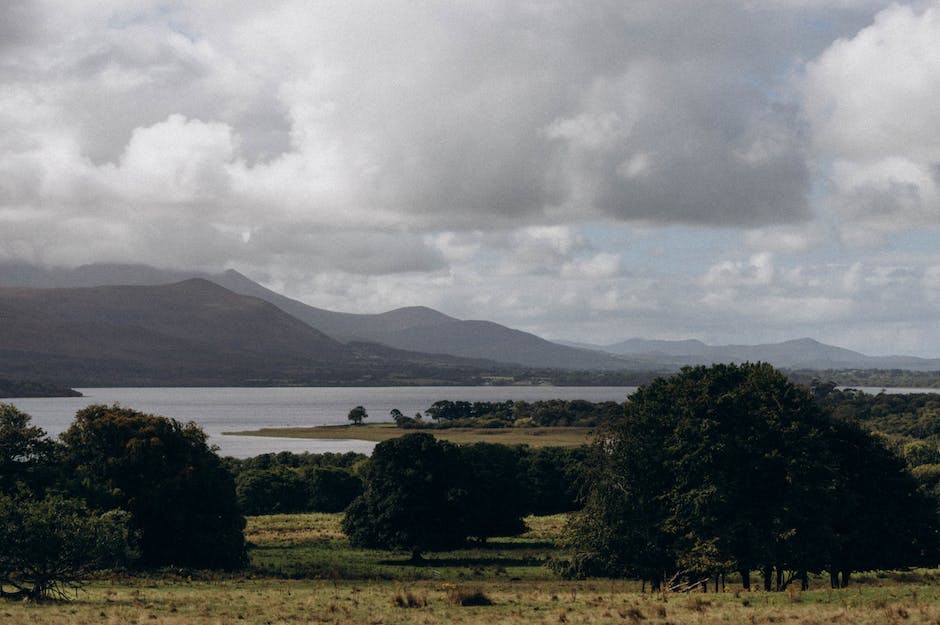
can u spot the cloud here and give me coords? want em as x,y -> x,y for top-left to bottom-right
6,0 -> 940,357
803,2 -> 940,241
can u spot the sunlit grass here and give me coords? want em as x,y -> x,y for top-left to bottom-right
246,512 -> 562,581
7,512 -> 940,624
224,423 -> 593,447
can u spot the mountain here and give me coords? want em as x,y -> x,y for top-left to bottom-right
0,280 -> 506,386
6,262 -> 938,372
590,337 -> 940,371
0,263 -> 632,371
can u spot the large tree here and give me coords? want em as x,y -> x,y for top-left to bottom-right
560,363 -> 939,590
342,433 -> 469,560
60,404 -> 247,569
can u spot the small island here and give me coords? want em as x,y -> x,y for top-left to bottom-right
0,378 -> 83,399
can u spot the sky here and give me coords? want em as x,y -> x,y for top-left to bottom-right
2,1 -> 940,357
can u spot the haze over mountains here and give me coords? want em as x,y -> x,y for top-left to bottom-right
2,262 -> 939,386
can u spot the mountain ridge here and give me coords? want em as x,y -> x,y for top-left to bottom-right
3,262 -> 939,373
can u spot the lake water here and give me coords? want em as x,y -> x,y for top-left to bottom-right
5,386 -> 635,458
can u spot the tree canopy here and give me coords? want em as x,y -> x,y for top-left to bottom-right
0,494 -> 135,601
60,404 -> 247,569
559,363 -> 939,590
342,433 -> 469,560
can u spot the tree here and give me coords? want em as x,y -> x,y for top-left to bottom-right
0,494 -> 135,601
347,405 -> 368,425
60,404 -> 247,569
342,433 -> 468,560
302,466 -> 363,512
235,467 -> 307,515
559,363 -> 939,590
460,443 -> 527,541
0,404 -> 56,496
823,419 -> 939,588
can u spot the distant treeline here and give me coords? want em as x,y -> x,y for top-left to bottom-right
0,378 -> 82,398
393,399 -> 624,428
812,382 -> 940,442
790,369 -> 940,389
223,445 -> 588,519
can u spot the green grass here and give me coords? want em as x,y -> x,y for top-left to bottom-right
245,512 -> 565,581
7,512 -> 940,624
224,422 -> 594,447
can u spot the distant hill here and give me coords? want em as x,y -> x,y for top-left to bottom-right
0,263 -> 633,371
0,378 -> 82,398
0,280 -> 511,386
583,337 -> 940,372
5,262 -> 938,373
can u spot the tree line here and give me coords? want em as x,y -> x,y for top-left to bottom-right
391,398 -> 622,428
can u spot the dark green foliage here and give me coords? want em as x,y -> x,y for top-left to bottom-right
0,379 -> 82,399
460,443 -> 528,540
824,420 -> 939,579
411,399 -> 622,428
340,434 -> 578,556
0,494 -> 135,601
60,404 -> 247,569
342,433 -> 470,558
560,363 -> 940,590
303,466 -> 363,512
347,405 -> 368,425
226,451 -> 365,515
224,450 -> 366,473
235,467 -> 308,515
521,446 -> 588,515
0,404 -> 57,496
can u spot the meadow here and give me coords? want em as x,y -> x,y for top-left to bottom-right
4,512 -> 940,625
226,422 -> 595,447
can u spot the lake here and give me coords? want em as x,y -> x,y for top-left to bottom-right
5,386 -> 635,458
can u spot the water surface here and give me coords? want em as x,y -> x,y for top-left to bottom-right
7,386 -> 634,458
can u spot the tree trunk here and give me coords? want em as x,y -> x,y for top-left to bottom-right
829,568 -> 839,589
762,566 -> 773,591
650,577 -> 661,592
740,569 -> 751,591
840,569 -> 851,588
800,570 -> 809,591
775,565 -> 784,592
409,550 -> 424,563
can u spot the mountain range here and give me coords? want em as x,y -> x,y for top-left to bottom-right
1,261 -> 939,386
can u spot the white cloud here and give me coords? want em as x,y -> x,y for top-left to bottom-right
804,2 -> 940,240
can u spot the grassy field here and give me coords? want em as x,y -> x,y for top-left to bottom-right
5,512 -> 940,624
224,422 -> 594,447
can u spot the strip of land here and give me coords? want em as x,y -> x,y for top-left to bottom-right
224,423 -> 594,447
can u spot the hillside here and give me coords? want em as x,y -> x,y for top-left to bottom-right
0,280 -> 509,386
0,263 -> 633,371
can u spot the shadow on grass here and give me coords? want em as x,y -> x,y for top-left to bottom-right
472,540 -> 556,551
377,556 -> 545,568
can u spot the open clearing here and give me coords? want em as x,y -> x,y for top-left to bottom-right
224,422 -> 594,447
4,512 -> 940,624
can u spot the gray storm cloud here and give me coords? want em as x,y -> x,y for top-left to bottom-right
0,1 -> 840,254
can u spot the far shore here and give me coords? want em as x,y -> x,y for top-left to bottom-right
223,422 -> 594,447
